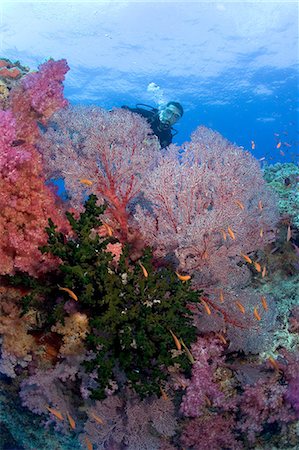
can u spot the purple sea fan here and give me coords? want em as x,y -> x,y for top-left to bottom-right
83,392 -> 177,450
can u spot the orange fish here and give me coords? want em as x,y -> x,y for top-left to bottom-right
253,307 -> 261,321
66,411 -> 76,430
169,329 -> 182,351
58,286 -> 78,301
90,412 -> 104,425
79,179 -> 93,187
175,272 -> 191,282
253,261 -> 262,272
139,262 -> 148,278
180,339 -> 195,364
227,226 -> 235,240
201,299 -> 211,315
160,386 -> 169,401
261,296 -> 268,311
216,333 -> 227,345
47,406 -> 64,421
85,436 -> 93,450
276,142 -> 282,149
268,356 -> 280,371
287,225 -> 292,242
221,230 -> 227,241
241,253 -> 252,264
251,140 -> 255,150
219,289 -> 224,303
235,200 -> 245,210
103,222 -> 113,237
261,265 -> 266,278
258,200 -> 263,210
235,301 -> 245,314
259,228 -> 264,238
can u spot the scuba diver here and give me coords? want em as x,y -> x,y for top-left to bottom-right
121,101 -> 184,148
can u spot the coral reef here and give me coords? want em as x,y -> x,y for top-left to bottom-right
263,162 -> 299,228
0,58 -> 298,450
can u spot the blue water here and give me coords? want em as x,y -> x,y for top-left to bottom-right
1,2 -> 299,450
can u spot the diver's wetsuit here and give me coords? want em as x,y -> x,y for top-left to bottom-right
121,105 -> 174,149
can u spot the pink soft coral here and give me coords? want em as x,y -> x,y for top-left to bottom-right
10,59 -> 69,143
0,110 -> 69,276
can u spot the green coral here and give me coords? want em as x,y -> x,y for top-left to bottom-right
263,163 -> 299,227
8,194 -> 201,399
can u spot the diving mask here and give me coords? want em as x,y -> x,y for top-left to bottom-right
158,104 -> 182,127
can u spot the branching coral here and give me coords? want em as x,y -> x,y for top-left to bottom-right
36,105 -> 161,242
82,391 -> 177,450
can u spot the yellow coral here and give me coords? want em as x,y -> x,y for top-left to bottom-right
0,286 -> 37,357
51,312 -> 89,356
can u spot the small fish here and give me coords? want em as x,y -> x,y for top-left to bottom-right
253,261 -> 262,272
180,339 -> 195,364
79,179 -> 93,186
258,157 -> 266,161
169,329 -> 182,351
235,301 -> 245,314
103,222 -> 113,236
47,406 -> 64,421
219,289 -> 224,303
274,133 -> 279,137
202,250 -> 208,260
241,253 -> 252,264
253,307 -> 261,321
258,200 -> 263,211
58,286 -> 78,301
259,228 -> 264,238
261,296 -> 268,311
160,386 -> 169,401
139,262 -> 148,278
279,150 -> 285,156
235,200 -> 245,210
201,299 -> 211,315
284,142 -> 292,147
287,224 -> 292,242
175,272 -> 191,282
251,140 -> 255,150
90,412 -> 104,425
221,229 -> 227,241
204,395 -> 212,407
66,411 -> 76,430
85,436 -> 93,450
261,265 -> 267,278
276,142 -> 282,149
268,356 -> 280,371
216,333 -> 227,345
227,226 -> 235,240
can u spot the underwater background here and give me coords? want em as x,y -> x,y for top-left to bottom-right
0,1 -> 299,449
